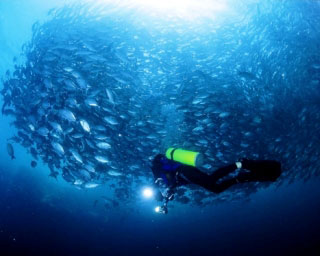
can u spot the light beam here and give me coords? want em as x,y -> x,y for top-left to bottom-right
99,0 -> 229,21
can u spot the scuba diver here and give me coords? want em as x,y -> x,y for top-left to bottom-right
151,148 -> 281,214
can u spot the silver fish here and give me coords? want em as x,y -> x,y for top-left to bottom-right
37,127 -> 49,136
94,135 -> 108,140
85,98 -> 98,107
49,122 -> 63,133
106,88 -> 115,104
107,170 -> 122,177
84,182 -> 100,189
28,124 -> 35,132
96,142 -> 111,150
71,133 -> 84,139
7,143 -> 15,159
74,179 -> 83,185
59,109 -> 76,122
219,112 -> 230,118
104,116 -> 118,125
70,149 -> 83,164
80,119 -> 90,133
95,155 -> 109,163
52,142 -> 64,155
84,164 -> 96,173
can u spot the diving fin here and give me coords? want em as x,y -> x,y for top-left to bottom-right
241,159 -> 281,181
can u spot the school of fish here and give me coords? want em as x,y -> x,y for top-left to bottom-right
1,0 -> 320,206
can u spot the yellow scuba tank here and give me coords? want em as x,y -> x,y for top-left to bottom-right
165,148 -> 203,167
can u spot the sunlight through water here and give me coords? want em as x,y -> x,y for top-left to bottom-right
97,0 -> 229,21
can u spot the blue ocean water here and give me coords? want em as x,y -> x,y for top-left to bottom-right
1,0 -> 320,255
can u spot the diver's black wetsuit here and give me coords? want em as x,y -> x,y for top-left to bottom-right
152,154 -> 281,194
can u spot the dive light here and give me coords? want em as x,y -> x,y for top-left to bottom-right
142,187 -> 154,199
155,205 -> 168,214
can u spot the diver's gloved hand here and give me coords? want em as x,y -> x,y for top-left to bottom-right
154,178 -> 175,214
158,187 -> 171,200
155,178 -> 175,199
155,178 -> 165,186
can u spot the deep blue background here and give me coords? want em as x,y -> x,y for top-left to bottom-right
1,165 -> 320,255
